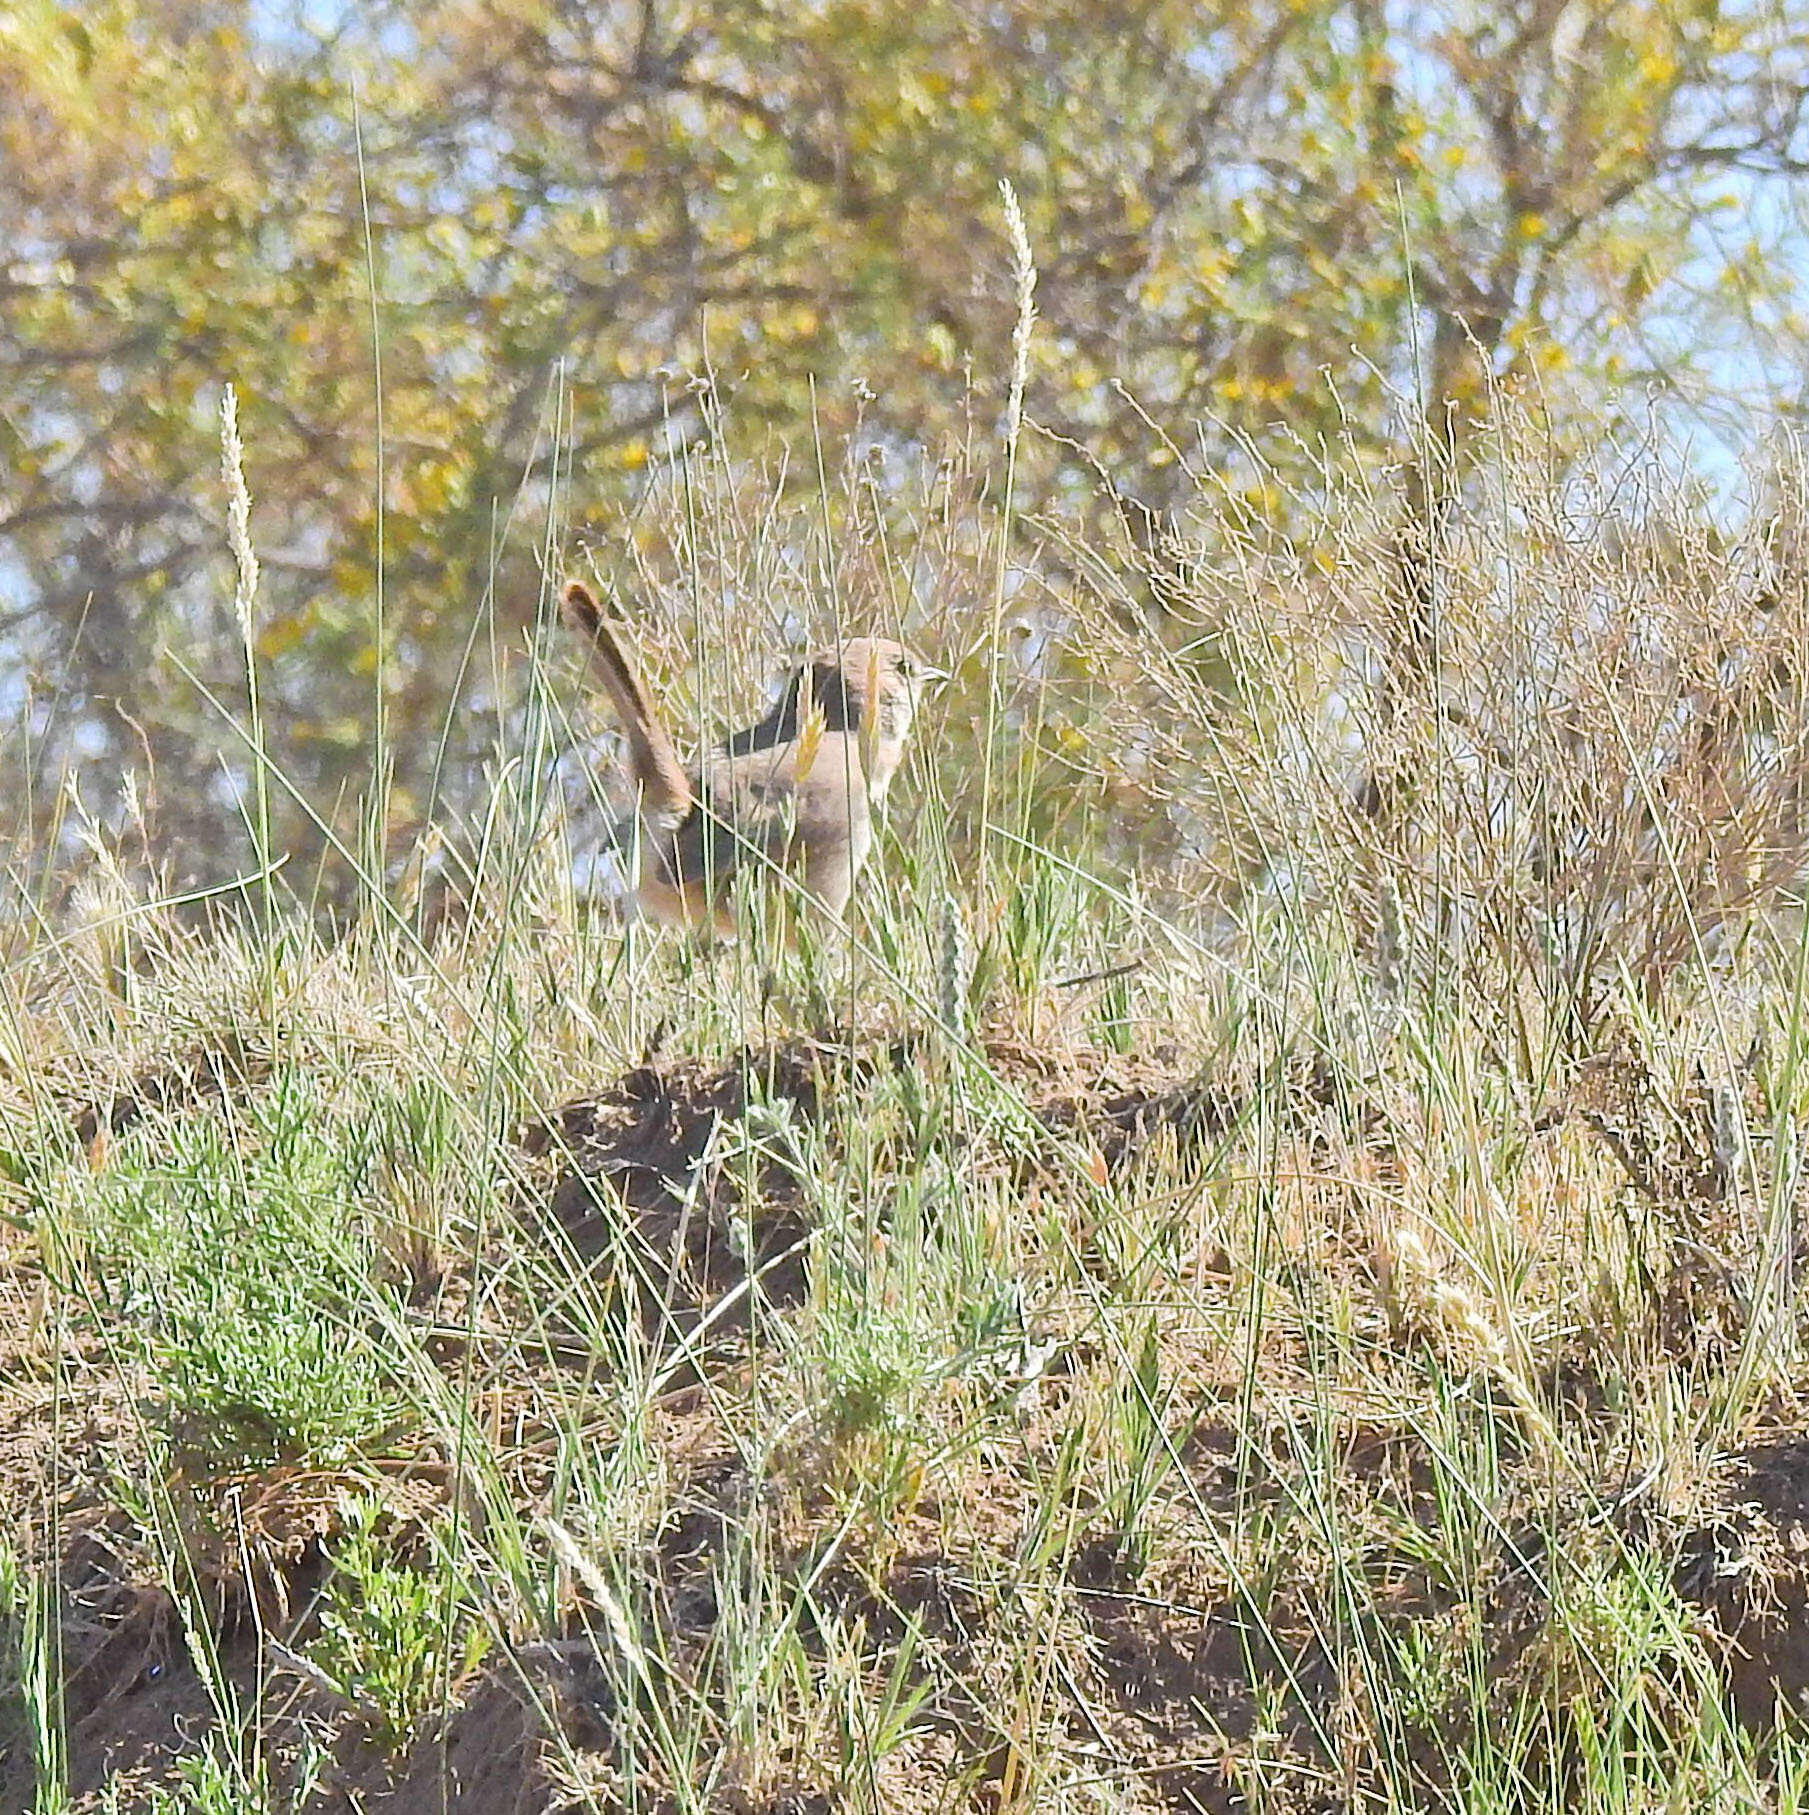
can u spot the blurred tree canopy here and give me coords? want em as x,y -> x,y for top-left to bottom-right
3,0 -> 1807,882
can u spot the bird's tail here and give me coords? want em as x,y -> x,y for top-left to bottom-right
561,581 -> 692,825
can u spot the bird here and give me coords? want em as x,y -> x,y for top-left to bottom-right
560,579 -> 937,936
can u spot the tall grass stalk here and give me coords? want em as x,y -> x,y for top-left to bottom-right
353,94 -> 391,898
218,384 -> 277,1034
979,179 -> 1038,898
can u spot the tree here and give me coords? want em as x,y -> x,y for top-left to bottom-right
2,0 -> 1806,883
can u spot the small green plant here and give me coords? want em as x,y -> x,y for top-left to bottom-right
808,1283 -> 948,1527
83,1072 -> 397,1466
135,1753 -> 262,1815
307,1495 -> 488,1755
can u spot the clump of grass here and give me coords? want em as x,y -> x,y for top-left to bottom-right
0,1537 -> 64,1814
357,1072 -> 490,1298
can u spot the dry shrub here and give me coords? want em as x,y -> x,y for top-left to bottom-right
1057,409 -> 1809,1047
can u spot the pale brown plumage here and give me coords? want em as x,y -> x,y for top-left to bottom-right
561,580 -> 933,933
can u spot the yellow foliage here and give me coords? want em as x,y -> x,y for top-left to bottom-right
256,616 -> 306,661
